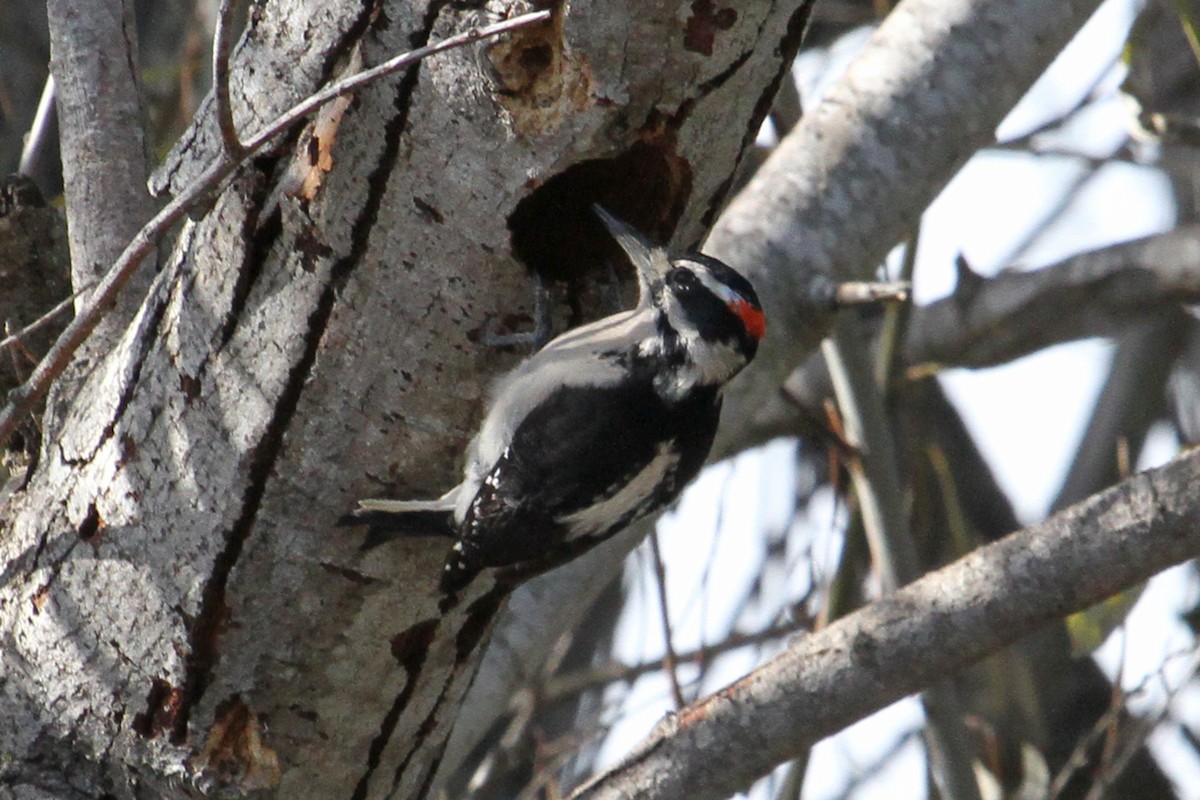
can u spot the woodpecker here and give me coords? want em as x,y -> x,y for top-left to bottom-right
344,207 -> 764,606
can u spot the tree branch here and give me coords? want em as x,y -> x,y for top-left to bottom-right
541,620 -> 807,705
906,227 -> 1200,371
705,0 -> 1110,458
824,316 -> 981,800
1050,316 -> 1185,510
212,0 -> 244,157
0,9 -> 551,448
571,448 -> 1200,800
45,0 -> 156,326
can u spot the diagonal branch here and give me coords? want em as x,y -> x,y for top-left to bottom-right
571,448 -> 1200,800
906,226 -> 1200,370
705,0 -> 1111,458
0,9 -> 550,448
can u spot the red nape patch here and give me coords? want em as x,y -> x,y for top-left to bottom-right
731,300 -> 766,340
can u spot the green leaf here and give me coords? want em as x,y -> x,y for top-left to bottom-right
1065,584 -> 1145,658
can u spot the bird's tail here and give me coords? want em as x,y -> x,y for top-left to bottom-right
354,498 -> 455,514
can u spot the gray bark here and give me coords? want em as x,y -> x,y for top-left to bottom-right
571,448 -> 1200,800
439,0 -> 1134,789
0,180 -> 70,393
0,1 -> 812,797
706,0 -> 1109,458
906,228 -> 1200,370
46,0 -> 155,325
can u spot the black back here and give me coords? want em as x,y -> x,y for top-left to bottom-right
443,378 -> 721,594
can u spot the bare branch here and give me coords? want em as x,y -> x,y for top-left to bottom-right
1051,318 -> 1184,511
833,280 -> 911,307
46,0 -> 155,316
0,283 -> 92,354
705,0 -> 1111,458
212,0 -> 243,157
824,317 -> 981,800
905,227 -> 1200,371
541,622 -> 807,704
1050,645 -> 1200,798
17,75 -> 56,177
235,10 -> 549,164
0,9 -> 550,447
571,449 -> 1200,800
649,532 -> 686,709
823,322 -> 919,589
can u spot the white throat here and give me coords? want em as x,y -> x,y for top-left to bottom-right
639,302 -> 744,402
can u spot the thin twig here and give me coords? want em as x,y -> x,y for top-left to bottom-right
824,319 -> 982,800
996,42 -> 1123,150
541,621 -> 805,704
5,321 -> 33,381
649,531 -> 687,709
0,9 -> 550,446
18,75 -> 56,177
831,280 -> 910,307
238,10 -> 548,159
874,229 -> 919,390
213,0 -> 243,157
0,282 -> 94,353
1049,644 -> 1200,799
996,165 -> 1100,269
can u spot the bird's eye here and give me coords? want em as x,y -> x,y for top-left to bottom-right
670,267 -> 696,290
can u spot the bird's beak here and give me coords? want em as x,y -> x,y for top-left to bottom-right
593,205 -> 672,304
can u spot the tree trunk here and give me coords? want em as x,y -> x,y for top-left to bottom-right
0,1 -> 812,797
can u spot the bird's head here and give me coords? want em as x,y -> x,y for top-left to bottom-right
593,206 -> 765,376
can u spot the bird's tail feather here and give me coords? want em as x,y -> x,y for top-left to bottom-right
337,504 -> 456,551
355,497 -> 454,514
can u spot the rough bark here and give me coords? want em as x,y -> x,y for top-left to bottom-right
571,448 -> 1200,800
0,177 -> 70,491
0,1 -> 813,798
0,179 -> 70,395
439,0 -> 1131,788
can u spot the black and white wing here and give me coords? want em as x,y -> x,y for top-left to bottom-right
441,380 -> 720,595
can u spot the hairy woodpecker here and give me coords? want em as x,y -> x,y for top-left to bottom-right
344,208 -> 764,605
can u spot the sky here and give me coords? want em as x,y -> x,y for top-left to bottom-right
589,0 -> 1200,797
